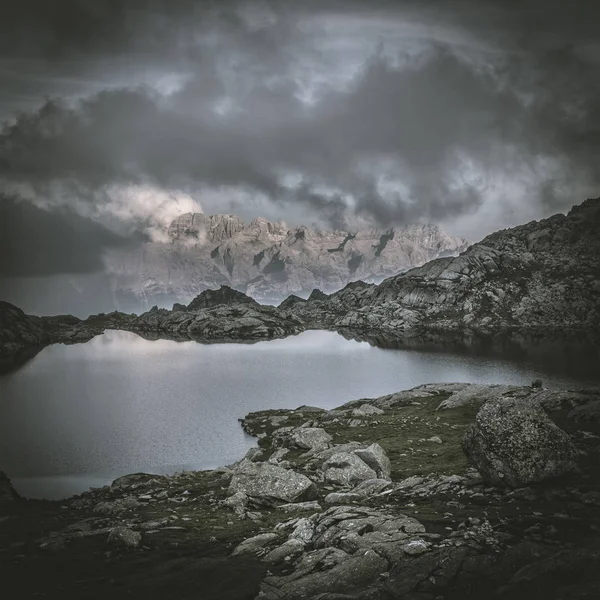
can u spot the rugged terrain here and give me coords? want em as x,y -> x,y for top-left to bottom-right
2,382 -> 600,599
106,213 -> 467,307
0,286 -> 302,372
2,198 -> 599,373
281,197 -> 600,338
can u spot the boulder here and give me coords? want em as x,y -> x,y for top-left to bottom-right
261,548 -> 387,599
322,452 -> 378,486
314,442 -> 364,462
229,461 -> 317,503
264,538 -> 306,563
107,526 -> 142,549
436,384 -> 515,411
232,533 -> 279,556
289,427 -> 332,451
289,518 -> 315,543
223,491 -> 249,515
353,443 -> 392,479
351,403 -> 384,417
462,398 -> 579,488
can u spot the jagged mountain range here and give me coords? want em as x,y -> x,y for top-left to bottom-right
105,213 -> 468,308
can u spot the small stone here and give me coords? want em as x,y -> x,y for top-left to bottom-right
402,539 -> 429,555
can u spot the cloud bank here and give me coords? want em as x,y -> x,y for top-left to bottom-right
0,0 -> 599,279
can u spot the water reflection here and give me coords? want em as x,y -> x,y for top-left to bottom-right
0,329 -> 598,500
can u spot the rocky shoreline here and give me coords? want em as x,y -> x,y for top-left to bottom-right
2,382 -> 600,599
0,286 -> 304,373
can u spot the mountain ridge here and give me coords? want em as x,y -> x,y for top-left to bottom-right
105,213 -> 469,308
280,197 -> 600,338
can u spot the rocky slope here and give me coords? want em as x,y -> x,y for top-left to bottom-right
281,198 -> 600,338
105,213 -> 468,307
2,382 -> 600,599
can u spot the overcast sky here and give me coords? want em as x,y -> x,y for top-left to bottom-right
1,0 -> 599,280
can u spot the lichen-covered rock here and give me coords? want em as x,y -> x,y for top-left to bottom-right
289,427 -> 333,451
322,452 -> 378,486
353,443 -> 391,479
436,384 -> 515,411
351,404 -> 384,417
223,491 -> 249,515
260,548 -> 387,599
289,518 -> 314,543
264,538 -> 305,563
228,461 -> 317,503
107,526 -> 142,549
231,533 -> 279,556
462,397 -> 579,488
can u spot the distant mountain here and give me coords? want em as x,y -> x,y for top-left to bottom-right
105,213 -> 468,308
281,198 -> 600,339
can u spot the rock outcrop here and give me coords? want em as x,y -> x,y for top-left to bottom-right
105,213 -> 468,307
186,285 -> 258,311
282,197 -> 600,339
128,287 -> 303,342
228,460 -> 318,504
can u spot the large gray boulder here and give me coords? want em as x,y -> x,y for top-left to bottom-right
322,452 -> 378,486
354,443 -> 392,479
289,427 -> 332,451
231,533 -> 279,556
462,397 -> 579,488
228,461 -> 317,503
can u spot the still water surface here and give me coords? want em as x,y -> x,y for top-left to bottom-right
0,329 -> 596,499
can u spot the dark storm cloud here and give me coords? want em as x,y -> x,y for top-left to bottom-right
0,0 -> 599,268
0,195 -> 133,277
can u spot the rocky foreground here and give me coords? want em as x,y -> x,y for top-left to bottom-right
2,383 -> 600,599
